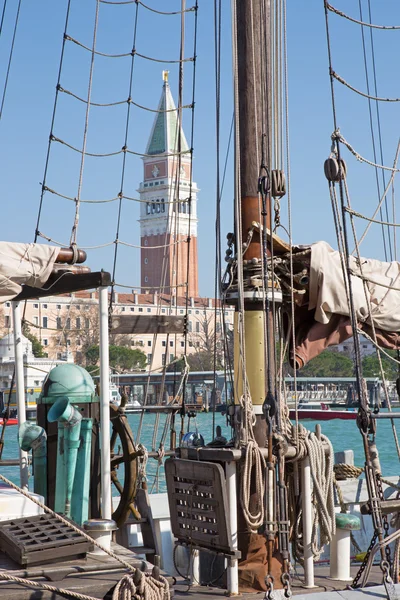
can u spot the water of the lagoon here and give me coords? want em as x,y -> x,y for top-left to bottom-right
1,410 -> 399,493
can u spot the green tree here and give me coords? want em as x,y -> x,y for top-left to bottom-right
22,324 -> 45,358
85,345 -> 100,366
299,350 -> 354,377
362,351 -> 397,380
109,345 -> 147,372
85,344 -> 147,372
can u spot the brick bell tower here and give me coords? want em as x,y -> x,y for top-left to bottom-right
139,71 -> 199,297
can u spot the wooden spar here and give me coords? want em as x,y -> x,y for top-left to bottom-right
233,0 -> 283,590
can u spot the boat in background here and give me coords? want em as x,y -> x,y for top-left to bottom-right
0,417 -> 18,426
289,402 -> 358,421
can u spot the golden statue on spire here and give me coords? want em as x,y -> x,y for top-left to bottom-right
162,70 -> 169,83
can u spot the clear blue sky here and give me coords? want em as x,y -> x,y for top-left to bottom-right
0,0 -> 399,297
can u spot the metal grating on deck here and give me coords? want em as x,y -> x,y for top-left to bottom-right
0,514 -> 92,566
165,458 -> 235,555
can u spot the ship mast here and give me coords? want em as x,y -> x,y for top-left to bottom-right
232,0 -> 283,585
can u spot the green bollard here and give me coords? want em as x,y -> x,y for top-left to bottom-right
71,418 -> 93,525
48,397 -> 82,518
18,422 -> 47,502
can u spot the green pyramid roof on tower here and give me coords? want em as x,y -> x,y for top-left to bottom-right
146,79 -> 189,156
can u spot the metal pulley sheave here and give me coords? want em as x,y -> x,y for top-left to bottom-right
324,155 -> 347,182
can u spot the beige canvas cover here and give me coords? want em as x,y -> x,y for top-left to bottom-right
289,241 -> 400,368
0,242 -> 58,302
309,241 -> 400,332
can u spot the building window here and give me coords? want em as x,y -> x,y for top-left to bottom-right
122,307 -> 126,312
76,305 -> 80,310
43,304 -> 48,309
144,277 -> 148,283
180,309 -> 184,314
130,307 -> 135,311
66,318 -> 71,330
75,317 -> 81,329
188,321 -> 192,332
56,317 -> 62,330
139,307 -> 143,312
5,302 -> 10,307
162,341 -> 166,347
147,353 -> 152,362
161,199 -> 165,212
57,304 -> 61,310
144,239 -> 148,246
67,339 -> 71,346
144,258 -> 148,265
4,315 -> 10,328
196,342 -> 200,348
57,353 -> 62,360
170,354 -> 174,362
33,303 -> 38,309
162,308 -> 166,313
42,317 -> 48,329
33,316 -> 39,326
147,308 -> 151,313
162,353 -> 166,366
195,310 -> 199,314
147,340 -> 151,347
195,321 -> 200,333
85,318 -> 89,329
146,203 -> 151,215
77,339 -> 81,346
181,341 -> 184,347
189,341 -> 193,348
169,340 -> 173,347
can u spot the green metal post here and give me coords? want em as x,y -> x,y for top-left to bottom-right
71,418 -> 93,525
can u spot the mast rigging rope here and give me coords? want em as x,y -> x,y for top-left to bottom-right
326,3 -> 400,30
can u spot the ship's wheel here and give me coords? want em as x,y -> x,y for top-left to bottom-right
109,403 -> 138,527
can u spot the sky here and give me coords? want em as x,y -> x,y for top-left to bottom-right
0,0 -> 399,297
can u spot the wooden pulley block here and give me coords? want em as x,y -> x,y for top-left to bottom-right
324,156 -> 347,182
271,169 -> 286,198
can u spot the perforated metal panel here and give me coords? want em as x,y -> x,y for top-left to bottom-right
165,458 -> 235,554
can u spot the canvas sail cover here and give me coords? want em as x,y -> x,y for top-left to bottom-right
0,242 -> 58,302
290,241 -> 400,368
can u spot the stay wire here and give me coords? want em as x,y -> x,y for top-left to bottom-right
182,0 -> 198,431
324,3 -> 366,411
0,0 -> 7,38
0,0 -> 22,123
358,0 -> 390,262
109,0 -> 140,311
35,0 -> 72,243
367,0 -> 393,261
212,0 -> 222,441
70,0 -> 100,246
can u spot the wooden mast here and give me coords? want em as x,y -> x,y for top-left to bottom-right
233,0 -> 283,589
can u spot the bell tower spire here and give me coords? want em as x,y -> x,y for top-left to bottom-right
138,74 -> 199,297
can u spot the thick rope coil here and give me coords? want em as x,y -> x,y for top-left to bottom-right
112,573 -> 170,600
238,394 -> 266,533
